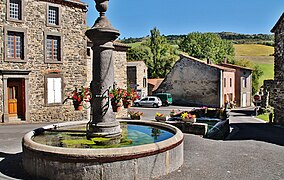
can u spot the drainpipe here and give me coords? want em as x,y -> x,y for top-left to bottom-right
219,70 -> 223,108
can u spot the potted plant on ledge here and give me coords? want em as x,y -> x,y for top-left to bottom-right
109,87 -> 123,112
128,110 -> 143,120
65,87 -> 91,111
181,112 -> 196,124
122,87 -> 139,108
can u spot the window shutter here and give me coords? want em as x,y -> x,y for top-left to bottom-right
47,78 -> 55,103
53,78 -> 62,103
47,77 -> 62,104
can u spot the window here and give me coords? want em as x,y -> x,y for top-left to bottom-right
87,47 -> 91,57
230,78 -> 232,87
7,31 -> 24,59
45,75 -> 63,105
149,98 -> 155,101
242,77 -> 247,88
224,78 -> 226,88
44,31 -> 62,63
7,0 -> 23,21
46,35 -> 60,62
143,77 -> 147,88
5,27 -> 27,62
47,5 -> 60,26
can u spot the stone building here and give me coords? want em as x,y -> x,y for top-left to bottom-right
262,13 -> 284,125
127,61 -> 148,98
148,78 -> 163,95
155,55 -> 235,108
220,63 -> 253,107
0,0 -> 88,123
87,41 -> 130,118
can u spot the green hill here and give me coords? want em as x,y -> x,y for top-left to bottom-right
234,44 -> 274,86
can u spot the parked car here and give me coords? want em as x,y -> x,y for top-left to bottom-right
134,96 -> 162,108
153,93 -> 173,106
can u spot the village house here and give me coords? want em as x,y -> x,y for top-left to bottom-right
0,0 -> 88,123
127,61 -> 148,98
148,78 -> 163,95
262,13 -> 284,126
220,62 -> 253,107
155,55 -> 235,108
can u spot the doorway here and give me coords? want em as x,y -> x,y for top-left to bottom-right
7,78 -> 25,120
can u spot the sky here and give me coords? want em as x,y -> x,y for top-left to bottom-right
81,0 -> 284,39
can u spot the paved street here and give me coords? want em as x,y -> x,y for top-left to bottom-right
0,107 -> 284,180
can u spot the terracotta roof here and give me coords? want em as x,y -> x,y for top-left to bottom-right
219,63 -> 253,71
148,78 -> 164,91
271,13 -> 284,33
179,54 -> 236,72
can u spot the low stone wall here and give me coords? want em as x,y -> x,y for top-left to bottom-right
166,121 -> 208,136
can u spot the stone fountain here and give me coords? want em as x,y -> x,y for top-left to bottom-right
22,1 -> 184,179
85,0 -> 121,141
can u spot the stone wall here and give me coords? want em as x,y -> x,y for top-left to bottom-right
266,13 -> 284,125
0,1 -> 88,122
273,25 -> 284,80
156,55 -> 221,107
270,80 -> 284,125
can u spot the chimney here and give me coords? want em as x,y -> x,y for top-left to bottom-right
223,57 -> 227,64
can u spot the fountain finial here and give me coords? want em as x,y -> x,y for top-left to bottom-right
89,0 -> 118,33
95,0 -> 109,17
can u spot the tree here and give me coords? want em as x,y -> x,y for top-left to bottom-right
127,27 -> 179,78
179,32 -> 235,63
235,59 -> 264,95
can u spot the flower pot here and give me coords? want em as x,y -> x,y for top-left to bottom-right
111,101 -> 122,112
123,100 -> 132,108
155,116 -> 167,122
182,118 -> 196,124
130,115 -> 140,120
73,101 -> 83,111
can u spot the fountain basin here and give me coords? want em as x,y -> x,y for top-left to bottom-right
22,120 -> 184,180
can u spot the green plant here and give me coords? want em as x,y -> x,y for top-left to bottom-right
64,86 -> 91,104
109,88 -> 124,104
128,110 -> 143,116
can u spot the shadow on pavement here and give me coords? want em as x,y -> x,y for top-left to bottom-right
0,152 -> 32,180
230,109 -> 255,117
226,123 -> 284,146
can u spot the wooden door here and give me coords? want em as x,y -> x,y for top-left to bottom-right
8,86 -> 18,117
7,79 -> 25,119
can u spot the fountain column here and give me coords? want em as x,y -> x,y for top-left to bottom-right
85,0 -> 121,139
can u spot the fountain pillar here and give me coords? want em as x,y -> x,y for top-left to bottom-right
85,0 -> 121,139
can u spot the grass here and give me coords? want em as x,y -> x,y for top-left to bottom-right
234,44 -> 274,87
256,113 -> 270,122
258,63 -> 274,85
234,44 -> 274,57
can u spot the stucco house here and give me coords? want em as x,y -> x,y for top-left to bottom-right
0,0 -> 88,123
220,63 -> 253,107
155,55 -> 235,108
127,61 -> 148,98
